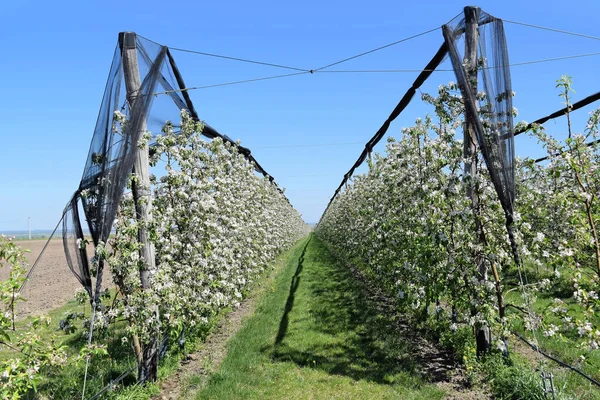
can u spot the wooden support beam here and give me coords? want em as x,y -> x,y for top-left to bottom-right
462,6 -> 492,356
119,31 -> 159,383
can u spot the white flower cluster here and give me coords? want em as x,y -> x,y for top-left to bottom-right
106,110 -> 309,344
318,81 -> 600,355
316,98 -> 512,330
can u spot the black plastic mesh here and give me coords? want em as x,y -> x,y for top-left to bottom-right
442,8 -> 515,221
62,35 -> 168,300
62,33 -> 282,302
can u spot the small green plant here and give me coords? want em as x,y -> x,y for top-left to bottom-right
483,355 -> 546,400
0,235 -> 67,399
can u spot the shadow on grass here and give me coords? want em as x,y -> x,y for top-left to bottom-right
274,236 -> 311,345
267,237 -> 426,386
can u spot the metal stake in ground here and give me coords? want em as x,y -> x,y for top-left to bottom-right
119,31 -> 159,384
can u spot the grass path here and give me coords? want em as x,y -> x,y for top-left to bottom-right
192,235 -> 464,399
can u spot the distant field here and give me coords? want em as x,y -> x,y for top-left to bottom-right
0,238 -> 99,318
1,230 -> 59,240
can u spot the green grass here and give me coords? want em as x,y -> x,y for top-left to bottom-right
1,240 -> 308,399
503,264 -> 600,400
195,235 -> 445,400
20,295 -> 161,400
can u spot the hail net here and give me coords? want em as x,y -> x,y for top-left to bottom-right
442,8 -> 516,224
61,33 -> 275,303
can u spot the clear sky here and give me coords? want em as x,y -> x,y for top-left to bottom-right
1,0 -> 599,230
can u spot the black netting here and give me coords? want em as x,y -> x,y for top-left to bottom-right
62,34 -> 203,301
442,8 -> 515,221
61,33 -> 281,302
63,198 -> 92,298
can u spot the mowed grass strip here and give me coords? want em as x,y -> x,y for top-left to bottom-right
195,235 -> 445,400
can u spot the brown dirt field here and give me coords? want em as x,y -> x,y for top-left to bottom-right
0,239 -> 102,318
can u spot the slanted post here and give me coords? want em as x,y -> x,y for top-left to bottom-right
119,31 -> 159,383
463,6 -> 492,355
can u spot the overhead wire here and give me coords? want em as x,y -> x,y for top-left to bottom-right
504,19 -> 600,41
144,19 -> 600,97
315,51 -> 600,74
318,41 -> 450,220
168,47 -> 310,72
142,27 -> 443,76
137,34 -> 310,72
253,141 -> 363,149
152,26 -> 443,96
509,51 -> 600,67
153,71 -> 309,95
314,27 -> 441,71
151,50 -> 600,95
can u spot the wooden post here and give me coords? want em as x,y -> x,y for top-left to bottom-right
463,6 -> 492,355
119,31 -> 159,383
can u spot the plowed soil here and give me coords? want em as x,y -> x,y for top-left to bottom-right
0,239 -> 91,318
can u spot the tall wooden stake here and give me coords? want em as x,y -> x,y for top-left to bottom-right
119,31 -> 159,383
463,6 -> 492,355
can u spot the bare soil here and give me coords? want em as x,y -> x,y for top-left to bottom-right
0,239 -> 92,318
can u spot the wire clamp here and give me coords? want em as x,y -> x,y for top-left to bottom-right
541,371 -> 556,399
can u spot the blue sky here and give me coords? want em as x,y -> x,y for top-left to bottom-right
1,0 -> 599,229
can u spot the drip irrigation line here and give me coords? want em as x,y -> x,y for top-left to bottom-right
17,217 -> 62,293
513,331 -> 600,388
504,20 -> 600,41
314,27 -> 440,72
154,71 -> 309,95
137,34 -> 309,72
86,365 -> 136,400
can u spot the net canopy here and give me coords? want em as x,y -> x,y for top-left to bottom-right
442,7 -> 516,222
321,8 -> 516,225
62,33 -> 277,302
